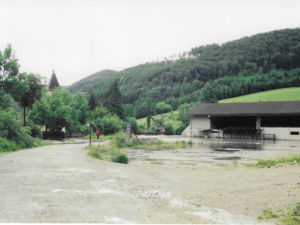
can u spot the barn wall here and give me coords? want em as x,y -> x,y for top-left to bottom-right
190,116 -> 211,137
262,127 -> 300,140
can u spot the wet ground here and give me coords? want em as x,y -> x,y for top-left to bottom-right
128,135 -> 300,167
0,136 -> 299,223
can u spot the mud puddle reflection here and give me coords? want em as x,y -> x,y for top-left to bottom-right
127,137 -> 300,167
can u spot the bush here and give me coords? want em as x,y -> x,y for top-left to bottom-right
0,108 -> 43,151
165,123 -> 174,135
93,114 -> 125,135
175,123 -> 188,135
112,152 -> 129,164
112,132 -> 128,148
155,102 -> 173,114
28,121 -> 42,138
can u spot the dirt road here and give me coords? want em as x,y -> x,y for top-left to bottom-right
0,141 -> 299,223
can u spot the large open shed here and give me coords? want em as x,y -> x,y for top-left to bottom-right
184,101 -> 300,140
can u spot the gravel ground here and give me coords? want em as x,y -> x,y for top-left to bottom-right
0,139 -> 299,223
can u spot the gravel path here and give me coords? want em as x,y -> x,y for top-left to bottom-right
0,141 -> 299,223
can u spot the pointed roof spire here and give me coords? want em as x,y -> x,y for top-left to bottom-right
48,70 -> 60,90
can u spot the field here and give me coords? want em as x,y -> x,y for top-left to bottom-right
219,87 -> 300,103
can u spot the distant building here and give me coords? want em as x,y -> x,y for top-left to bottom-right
182,101 -> 300,140
48,70 -> 60,90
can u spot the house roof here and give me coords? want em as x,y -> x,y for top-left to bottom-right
187,101 -> 300,116
48,71 -> 60,90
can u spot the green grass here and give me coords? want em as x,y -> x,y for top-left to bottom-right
0,138 -> 52,154
283,202 -> 300,225
219,87 -> 300,103
258,209 -> 279,219
82,133 -> 115,141
258,203 -> 300,225
247,155 -> 300,168
85,132 -> 193,163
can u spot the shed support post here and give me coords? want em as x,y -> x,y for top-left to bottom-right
256,116 -> 261,130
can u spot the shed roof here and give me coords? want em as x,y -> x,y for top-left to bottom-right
187,101 -> 300,116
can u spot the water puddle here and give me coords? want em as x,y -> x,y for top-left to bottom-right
214,156 -> 241,160
51,188 -> 122,195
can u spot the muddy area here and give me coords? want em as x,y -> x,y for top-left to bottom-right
0,137 -> 299,223
128,135 -> 300,167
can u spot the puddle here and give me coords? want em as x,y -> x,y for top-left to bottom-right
127,136 -> 300,167
214,156 -> 241,160
51,188 -> 122,195
210,142 -> 262,152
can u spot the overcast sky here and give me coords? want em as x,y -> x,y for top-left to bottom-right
1,0 -> 300,85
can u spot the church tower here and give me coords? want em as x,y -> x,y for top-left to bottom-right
48,70 -> 60,90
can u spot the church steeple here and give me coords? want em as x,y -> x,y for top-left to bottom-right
48,70 -> 60,90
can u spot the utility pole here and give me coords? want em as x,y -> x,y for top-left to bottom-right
88,88 -> 96,146
89,108 -> 92,146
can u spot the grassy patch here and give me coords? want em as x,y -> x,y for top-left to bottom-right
258,209 -> 279,219
111,132 -> 193,150
0,138 -> 52,154
247,155 -> 300,168
82,133 -> 115,141
283,202 -> 300,225
219,87 -> 300,103
259,203 -> 300,225
85,132 -> 193,163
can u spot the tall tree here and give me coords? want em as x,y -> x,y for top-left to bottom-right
10,73 -> 43,126
0,44 -> 19,89
103,80 -> 123,118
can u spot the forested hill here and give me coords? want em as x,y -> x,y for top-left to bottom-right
72,28 -> 300,118
67,69 -> 117,93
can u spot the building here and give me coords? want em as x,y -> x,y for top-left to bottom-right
48,70 -> 60,90
183,101 -> 300,140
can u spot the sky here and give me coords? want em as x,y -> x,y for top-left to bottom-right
1,0 -> 300,86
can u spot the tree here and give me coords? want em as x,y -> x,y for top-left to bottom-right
9,73 -> 43,126
103,80 -> 123,118
0,44 -> 19,89
155,102 -> 173,114
30,89 -> 83,134
145,98 -> 155,130
199,82 -> 217,103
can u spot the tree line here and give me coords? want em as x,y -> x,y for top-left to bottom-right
70,28 -> 300,118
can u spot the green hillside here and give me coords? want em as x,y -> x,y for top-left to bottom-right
219,87 -> 300,103
70,28 -> 300,118
138,87 -> 300,133
67,70 -> 117,93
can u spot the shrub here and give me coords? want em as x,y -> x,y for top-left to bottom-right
155,102 -> 173,114
28,121 -> 42,138
165,123 -> 174,135
175,123 -> 188,135
112,132 -> 128,148
112,152 -> 129,164
93,114 -> 125,135
0,108 -> 37,150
